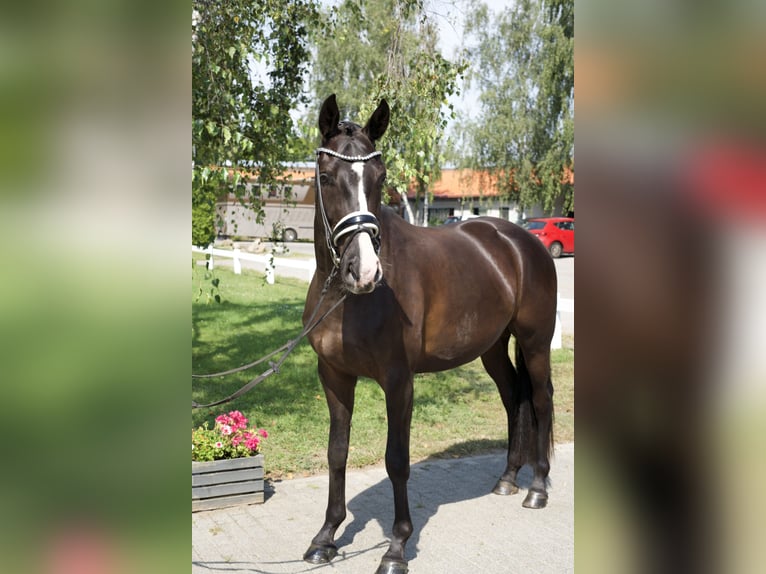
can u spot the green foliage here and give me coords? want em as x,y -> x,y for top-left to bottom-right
461,0 -> 574,214
192,0 -> 320,246
309,0 -> 394,121
193,259 -> 221,304
305,0 -> 466,222
192,174 -> 220,248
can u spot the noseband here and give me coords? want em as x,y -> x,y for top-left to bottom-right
315,147 -> 383,267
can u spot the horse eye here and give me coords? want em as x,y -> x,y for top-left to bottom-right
319,173 -> 331,185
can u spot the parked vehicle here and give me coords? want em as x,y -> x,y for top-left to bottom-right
216,179 -> 315,242
521,217 -> 575,258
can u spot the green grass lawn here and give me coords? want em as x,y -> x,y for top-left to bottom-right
193,254 -> 574,479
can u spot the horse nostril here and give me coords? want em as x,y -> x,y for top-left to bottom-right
344,258 -> 359,282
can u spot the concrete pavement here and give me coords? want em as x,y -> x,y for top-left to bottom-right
192,443 -> 573,573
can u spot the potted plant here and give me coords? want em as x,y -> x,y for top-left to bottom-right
192,410 -> 268,512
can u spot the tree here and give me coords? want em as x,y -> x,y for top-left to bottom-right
461,0 -> 573,214
192,0 -> 319,247
306,0 -> 466,225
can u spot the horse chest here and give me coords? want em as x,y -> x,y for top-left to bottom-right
308,303 -> 413,378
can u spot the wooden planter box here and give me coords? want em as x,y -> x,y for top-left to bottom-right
192,454 -> 264,512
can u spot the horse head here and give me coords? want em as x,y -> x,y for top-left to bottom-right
316,94 -> 389,294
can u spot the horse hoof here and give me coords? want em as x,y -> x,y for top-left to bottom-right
375,558 -> 409,574
303,544 -> 337,564
522,489 -> 548,509
492,479 -> 519,496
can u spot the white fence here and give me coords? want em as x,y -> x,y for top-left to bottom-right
192,245 -> 316,283
192,245 -> 573,349
553,293 -> 574,350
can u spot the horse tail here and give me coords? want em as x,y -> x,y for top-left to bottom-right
513,339 -> 555,462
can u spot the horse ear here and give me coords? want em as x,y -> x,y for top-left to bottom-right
318,94 -> 340,141
363,99 -> 390,142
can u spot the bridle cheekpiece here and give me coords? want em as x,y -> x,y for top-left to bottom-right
315,147 -> 383,267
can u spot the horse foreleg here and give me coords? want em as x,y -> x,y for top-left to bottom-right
376,375 -> 414,574
303,363 -> 357,564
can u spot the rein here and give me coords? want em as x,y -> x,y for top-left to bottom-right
315,147 -> 382,267
191,270 -> 346,409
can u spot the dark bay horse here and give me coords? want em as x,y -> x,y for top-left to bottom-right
302,94 -> 557,574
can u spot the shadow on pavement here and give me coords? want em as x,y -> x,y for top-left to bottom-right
335,444 -> 535,562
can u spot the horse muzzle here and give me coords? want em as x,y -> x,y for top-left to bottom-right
340,231 -> 383,294
332,212 -> 383,294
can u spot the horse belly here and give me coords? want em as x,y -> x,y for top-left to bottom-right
416,311 -> 507,372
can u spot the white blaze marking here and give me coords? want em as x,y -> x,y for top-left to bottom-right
356,232 -> 380,286
348,161 -> 381,289
351,162 -> 368,212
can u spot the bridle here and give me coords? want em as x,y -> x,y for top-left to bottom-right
315,147 -> 383,267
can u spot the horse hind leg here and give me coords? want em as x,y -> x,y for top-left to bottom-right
514,337 -> 555,509
480,330 -> 524,497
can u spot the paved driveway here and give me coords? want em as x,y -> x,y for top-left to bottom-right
193,443 -> 573,574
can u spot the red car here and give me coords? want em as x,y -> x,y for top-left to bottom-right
521,217 -> 575,258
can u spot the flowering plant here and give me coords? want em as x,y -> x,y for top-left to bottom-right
192,410 -> 268,462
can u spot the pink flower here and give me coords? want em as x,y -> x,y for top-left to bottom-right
229,410 -> 248,430
231,435 -> 242,447
219,424 -> 232,436
214,441 -> 223,448
258,429 -> 269,438
245,436 -> 260,451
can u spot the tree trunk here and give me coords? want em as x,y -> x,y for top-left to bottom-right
398,190 -> 416,224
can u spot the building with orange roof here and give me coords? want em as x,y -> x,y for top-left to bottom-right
214,164 -> 571,239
